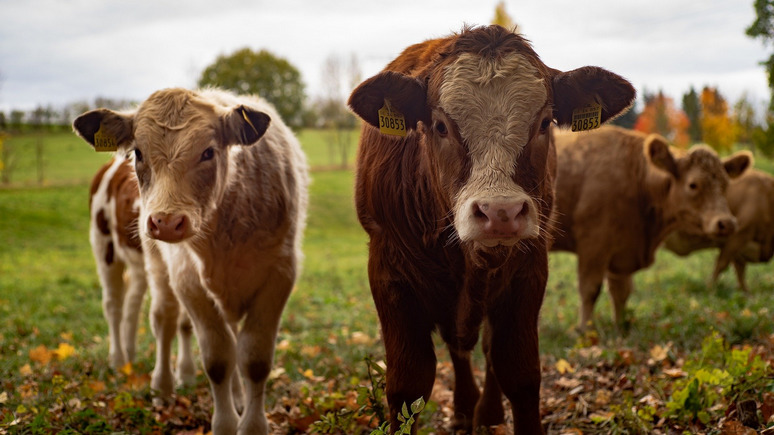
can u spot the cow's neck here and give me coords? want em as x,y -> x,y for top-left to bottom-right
643,167 -> 680,252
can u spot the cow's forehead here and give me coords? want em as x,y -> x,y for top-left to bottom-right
438,52 -> 548,154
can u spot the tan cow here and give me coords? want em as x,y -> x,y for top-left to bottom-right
349,25 -> 635,434
551,125 -> 751,330
88,155 -> 195,396
664,168 -> 774,292
74,88 -> 309,435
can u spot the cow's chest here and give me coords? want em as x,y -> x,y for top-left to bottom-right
159,241 -> 278,319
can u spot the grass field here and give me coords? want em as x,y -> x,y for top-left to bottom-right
1,129 -> 773,434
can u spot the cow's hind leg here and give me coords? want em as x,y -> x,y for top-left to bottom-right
607,272 -> 634,331
732,259 -> 749,293
235,272 -> 293,435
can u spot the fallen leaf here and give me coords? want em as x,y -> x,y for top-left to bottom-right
59,332 -> 73,341
555,358 -> 575,374
0,392 -> 7,404
649,344 -> 669,362
54,342 -> 76,360
19,364 -> 33,376
120,362 -> 133,376
29,345 -> 53,365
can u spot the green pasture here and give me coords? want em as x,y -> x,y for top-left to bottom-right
1,129 -> 773,433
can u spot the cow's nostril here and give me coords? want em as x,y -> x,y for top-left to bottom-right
473,203 -> 488,220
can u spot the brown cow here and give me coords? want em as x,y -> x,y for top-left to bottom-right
88,155 -> 196,398
75,88 -> 309,435
348,25 -> 635,433
664,168 -> 774,292
551,125 -> 751,330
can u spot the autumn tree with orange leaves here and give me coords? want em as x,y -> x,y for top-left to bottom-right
634,91 -> 690,147
700,86 -> 737,153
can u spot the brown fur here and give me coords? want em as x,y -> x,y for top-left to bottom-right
75,87 -> 308,435
349,25 -> 635,434
664,168 -> 774,291
551,125 -> 750,329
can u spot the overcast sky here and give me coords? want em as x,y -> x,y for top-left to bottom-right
1,0 -> 771,115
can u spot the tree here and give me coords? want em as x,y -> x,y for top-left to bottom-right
634,91 -> 690,147
317,53 -> 360,168
682,87 -> 702,142
609,104 -> 639,129
700,87 -> 736,153
746,1 -> 774,156
747,0 -> 774,107
733,93 -> 757,146
198,48 -> 306,130
492,1 -> 517,30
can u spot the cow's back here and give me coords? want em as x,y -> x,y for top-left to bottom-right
551,126 -> 650,255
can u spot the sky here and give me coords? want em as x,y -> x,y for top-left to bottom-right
0,0 -> 771,116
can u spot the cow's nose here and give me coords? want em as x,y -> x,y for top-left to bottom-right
472,199 -> 528,237
714,216 -> 737,237
148,213 -> 188,242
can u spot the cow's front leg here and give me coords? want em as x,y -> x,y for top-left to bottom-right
446,345 -> 480,431
175,310 -> 196,386
235,272 -> 293,435
483,276 -> 545,435
122,262 -> 148,364
147,253 -> 179,402
576,249 -> 607,331
474,322 -> 504,427
372,281 -> 436,435
178,284 -> 239,435
96,259 -> 128,369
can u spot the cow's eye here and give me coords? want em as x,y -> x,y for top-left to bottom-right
134,148 -> 143,163
539,118 -> 552,133
688,182 -> 698,190
436,121 -> 448,137
201,147 -> 215,162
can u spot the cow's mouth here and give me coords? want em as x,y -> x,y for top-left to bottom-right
476,237 -> 521,248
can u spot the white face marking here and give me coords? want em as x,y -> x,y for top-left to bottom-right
438,52 -> 548,246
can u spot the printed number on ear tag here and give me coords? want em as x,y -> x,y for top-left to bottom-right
378,102 -> 407,137
94,125 -> 118,152
571,103 -> 602,132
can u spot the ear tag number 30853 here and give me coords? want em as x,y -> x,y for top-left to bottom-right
378,101 -> 407,137
571,103 -> 602,132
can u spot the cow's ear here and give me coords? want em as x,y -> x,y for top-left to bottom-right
645,134 -> 679,178
348,71 -> 431,130
722,150 -> 752,179
223,105 -> 271,146
551,66 -> 636,127
73,109 -> 134,150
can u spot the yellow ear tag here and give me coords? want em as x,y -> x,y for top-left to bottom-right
93,124 -> 118,152
377,101 -> 407,137
571,103 -> 602,132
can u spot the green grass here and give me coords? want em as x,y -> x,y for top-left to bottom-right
1,130 -> 773,433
